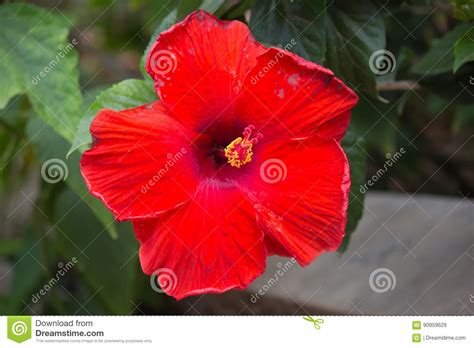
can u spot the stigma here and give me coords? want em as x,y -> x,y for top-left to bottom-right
224,125 -> 263,168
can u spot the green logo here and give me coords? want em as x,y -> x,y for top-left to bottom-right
412,321 -> 421,330
303,316 -> 324,330
412,333 -> 421,343
7,316 -> 32,343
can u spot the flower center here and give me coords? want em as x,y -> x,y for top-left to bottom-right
224,125 -> 263,168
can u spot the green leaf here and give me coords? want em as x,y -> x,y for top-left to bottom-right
449,0 -> 474,21
351,96 -> 399,155
177,0 -> 209,19
200,0 -> 228,12
339,126 -> 367,251
223,0 -> 255,19
425,93 -> 449,115
454,27 -> 474,72
68,79 -> 156,155
179,0 -> 227,19
453,104 -> 474,131
26,118 -> 118,239
53,189 -> 139,314
0,96 -> 34,192
0,239 -> 24,257
6,229 -> 45,313
250,0 -> 327,63
325,0 -> 386,98
0,3 -> 83,142
411,23 -> 471,75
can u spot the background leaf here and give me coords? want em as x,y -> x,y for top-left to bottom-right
68,79 -> 156,155
325,0 -> 386,98
339,127 -> 367,251
449,0 -> 474,21
5,229 -> 45,314
250,0 -> 327,62
453,27 -> 474,72
0,3 -> 83,142
53,189 -> 139,314
26,118 -> 118,239
351,96 -> 399,155
411,23 -> 471,75
452,103 -> 474,131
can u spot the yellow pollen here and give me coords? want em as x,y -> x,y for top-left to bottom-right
225,137 -> 254,168
224,125 -> 262,168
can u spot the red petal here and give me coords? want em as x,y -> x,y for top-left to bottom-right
264,233 -> 293,258
133,183 -> 266,300
239,48 -> 358,141
80,101 -> 200,220
145,10 -> 266,131
316,110 -> 351,142
240,138 -> 350,266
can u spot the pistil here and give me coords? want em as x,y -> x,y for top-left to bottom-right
224,125 -> 263,168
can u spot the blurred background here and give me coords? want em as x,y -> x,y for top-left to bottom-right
0,0 -> 473,315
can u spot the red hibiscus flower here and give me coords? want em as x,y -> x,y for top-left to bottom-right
80,10 -> 358,300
